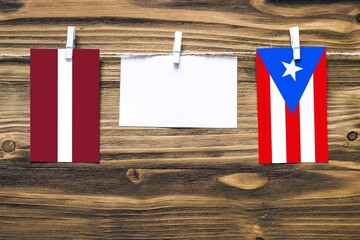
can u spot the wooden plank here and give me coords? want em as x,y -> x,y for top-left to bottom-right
0,165 -> 359,239
0,0 -> 359,239
0,0 -> 359,54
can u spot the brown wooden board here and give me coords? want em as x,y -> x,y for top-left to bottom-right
0,0 -> 359,239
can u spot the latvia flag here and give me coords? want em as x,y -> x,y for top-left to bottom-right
256,47 -> 328,164
30,49 -> 100,163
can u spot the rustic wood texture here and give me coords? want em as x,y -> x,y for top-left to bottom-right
0,0 -> 359,239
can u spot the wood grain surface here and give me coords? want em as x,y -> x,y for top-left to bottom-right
0,0 -> 360,239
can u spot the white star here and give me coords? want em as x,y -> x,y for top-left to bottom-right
282,60 -> 303,81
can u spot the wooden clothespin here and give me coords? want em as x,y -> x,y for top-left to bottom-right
65,26 -> 76,59
173,31 -> 182,64
290,27 -> 300,60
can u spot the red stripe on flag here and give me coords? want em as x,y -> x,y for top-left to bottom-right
314,50 -> 328,163
72,49 -> 100,163
256,53 -> 272,164
30,49 -> 58,162
285,104 -> 301,163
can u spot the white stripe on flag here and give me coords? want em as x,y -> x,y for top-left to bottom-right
300,76 -> 316,162
57,49 -> 73,162
270,77 -> 287,164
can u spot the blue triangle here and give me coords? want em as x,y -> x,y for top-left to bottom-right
257,46 -> 325,113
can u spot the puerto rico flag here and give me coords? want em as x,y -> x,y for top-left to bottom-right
30,49 -> 100,163
256,47 -> 328,164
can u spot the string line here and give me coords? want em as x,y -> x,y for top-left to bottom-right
0,51 -> 359,58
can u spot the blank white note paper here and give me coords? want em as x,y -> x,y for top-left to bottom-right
119,56 -> 237,128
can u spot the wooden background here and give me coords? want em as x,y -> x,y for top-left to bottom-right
0,0 -> 359,239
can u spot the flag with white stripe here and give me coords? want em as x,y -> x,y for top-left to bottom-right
30,49 -> 100,163
256,47 -> 328,164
